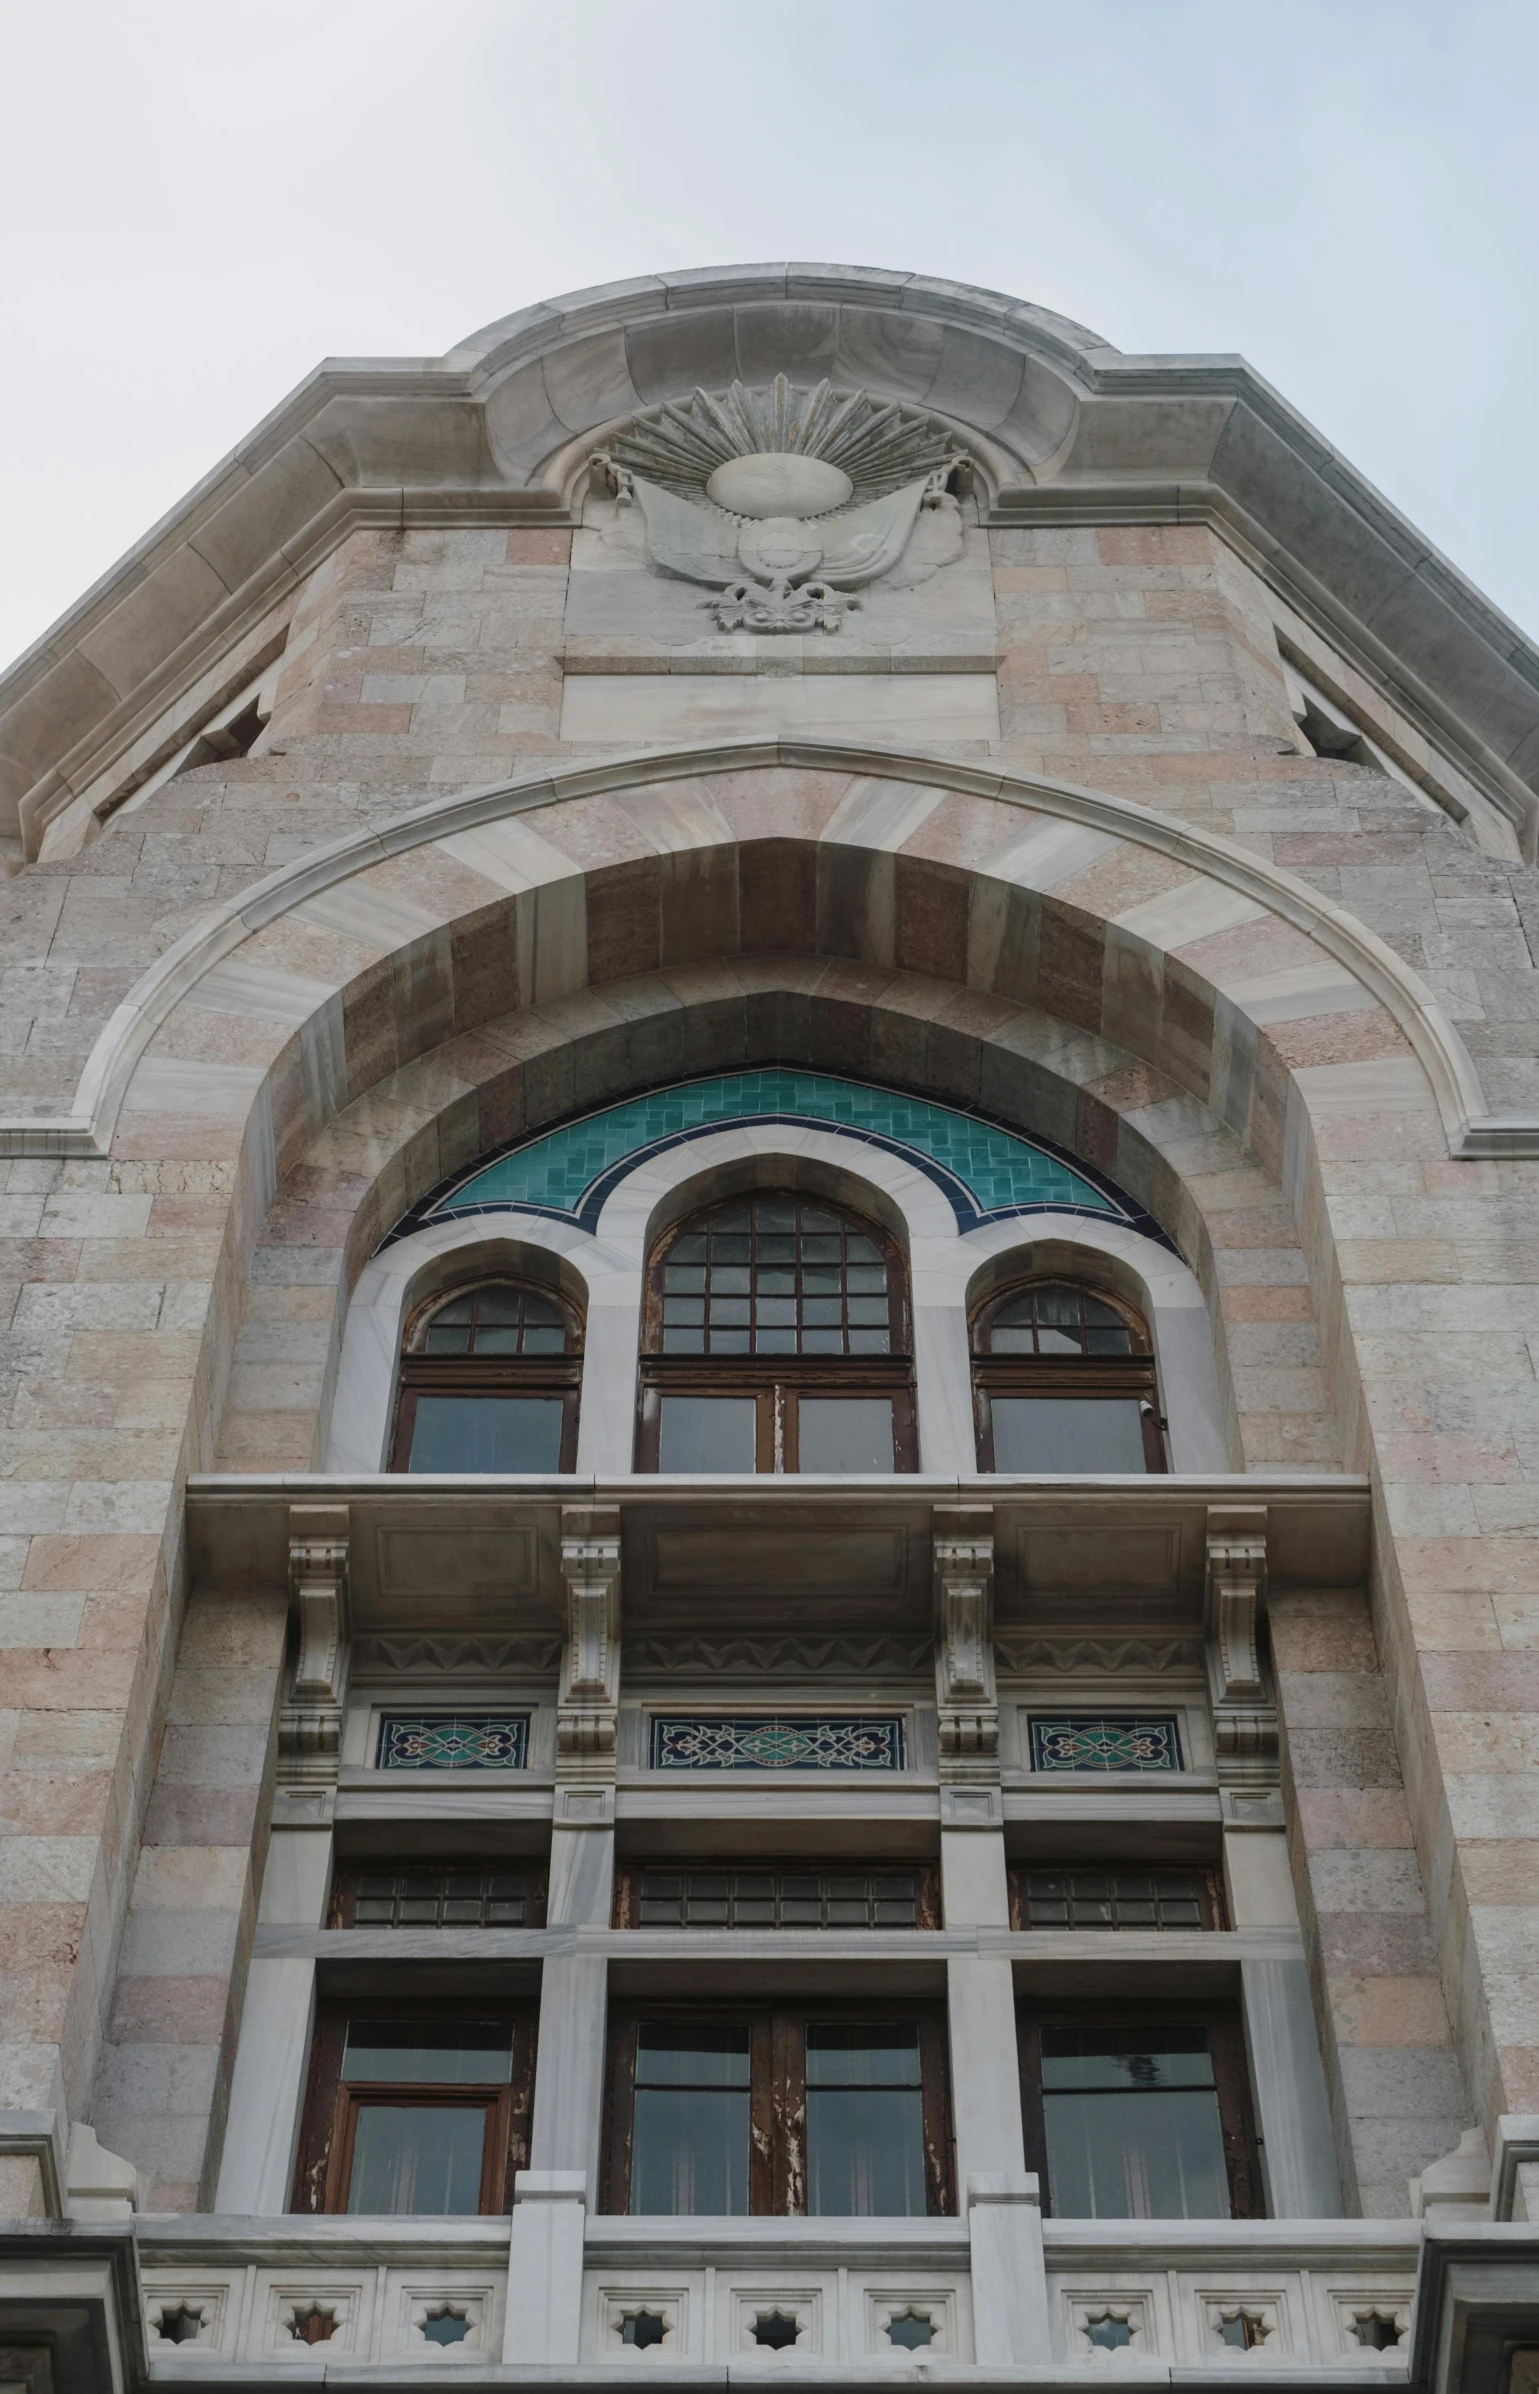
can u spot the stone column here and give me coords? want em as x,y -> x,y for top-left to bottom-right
934,1510 -> 1029,2195
1272,1586 -> 1467,2217
90,1586 -> 287,2211
213,1825 -> 330,2213
529,1509 -> 619,2204
213,1506 -> 347,2215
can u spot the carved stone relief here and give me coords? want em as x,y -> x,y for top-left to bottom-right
590,377 -> 970,634
1204,1504 -> 1279,1789
279,1503 -> 349,1794
934,1505 -> 999,1783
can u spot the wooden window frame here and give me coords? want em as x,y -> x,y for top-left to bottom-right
292,2000 -> 536,2216
636,1194 -> 917,1475
1017,1999 -> 1260,2221
614,1860 -> 942,1931
603,2002 -> 953,2217
971,1277 -> 1166,1474
635,1355 -> 918,1473
1007,1864 -> 1225,1932
388,1277 -> 584,1474
329,1861 -> 549,1931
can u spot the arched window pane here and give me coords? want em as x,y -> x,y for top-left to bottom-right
658,1198 -> 892,1357
972,1277 -> 1161,1476
395,1276 -> 581,1474
640,1193 -> 916,1474
977,1284 -> 1134,1358
421,1283 -> 575,1357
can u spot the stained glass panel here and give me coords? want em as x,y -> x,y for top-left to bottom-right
650,1716 -> 905,1772
376,1714 -> 530,1772
1027,1716 -> 1183,1774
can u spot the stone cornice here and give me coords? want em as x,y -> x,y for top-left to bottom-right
1,264 -> 1535,855
0,738 -> 1521,1160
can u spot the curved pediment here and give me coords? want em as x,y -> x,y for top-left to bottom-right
2,263 -> 1536,861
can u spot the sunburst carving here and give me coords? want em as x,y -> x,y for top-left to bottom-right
608,375 -> 965,513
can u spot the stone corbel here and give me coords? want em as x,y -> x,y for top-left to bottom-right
1205,1505 -> 1278,1788
279,1503 -> 350,1793
934,1506 -> 998,1782
557,1506 -> 621,1778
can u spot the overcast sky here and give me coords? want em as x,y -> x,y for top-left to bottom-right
3,0 -> 1536,669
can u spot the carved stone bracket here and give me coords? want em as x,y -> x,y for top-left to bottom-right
934,1506 -> 998,1785
1205,1505 -> 1278,1789
557,1505 -> 621,1781
280,1503 -> 350,1793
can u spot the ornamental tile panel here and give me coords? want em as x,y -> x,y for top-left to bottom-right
420,1070 -> 1127,1232
649,1714 -> 906,1772
376,1713 -> 531,1771
1027,1714 -> 1184,1773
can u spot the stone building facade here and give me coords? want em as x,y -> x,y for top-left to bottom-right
0,264 -> 1534,2390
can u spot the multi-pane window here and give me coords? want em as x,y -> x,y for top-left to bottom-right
293,2005 -> 535,2216
390,1279 -> 582,1472
971,1279 -> 1165,1473
1010,1867 -> 1223,1931
330,1864 -> 545,1930
605,2007 -> 951,2216
637,1196 -> 915,1472
1019,2005 -> 1259,2220
616,1864 -> 939,1930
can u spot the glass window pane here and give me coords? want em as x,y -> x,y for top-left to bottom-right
347,2103 -> 488,2214
631,2089 -> 750,2212
424,1323 -> 473,1353
477,1287 -> 524,1322
635,2023 -> 751,2086
630,2024 -> 752,2216
341,2019 -> 513,2085
1040,2026 -> 1214,2091
989,1397 -> 1147,1474
1038,2026 -> 1227,2219
797,1397 -> 895,1474
658,1395 -> 757,1472
1042,2085 -> 1228,2218
407,1395 -> 564,1473
806,2026 -> 925,2216
807,2024 -> 922,2086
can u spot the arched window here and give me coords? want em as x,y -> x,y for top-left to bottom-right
637,1194 -> 915,1473
391,1280 -> 582,1473
971,1280 -> 1165,1474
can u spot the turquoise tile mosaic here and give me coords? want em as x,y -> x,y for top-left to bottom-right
426,1072 -> 1122,1231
